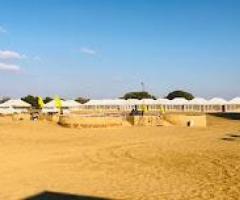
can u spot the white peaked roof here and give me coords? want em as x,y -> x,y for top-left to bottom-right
44,100 -> 55,108
0,99 -> 31,108
62,100 -> 81,107
84,99 -> 107,106
84,100 -> 98,106
126,99 -> 141,105
157,98 -> 171,105
85,99 -> 127,106
106,99 -> 127,105
140,99 -> 158,105
44,99 -> 65,108
170,98 -> 189,105
189,97 -> 208,105
229,97 -> 240,104
208,98 -> 228,105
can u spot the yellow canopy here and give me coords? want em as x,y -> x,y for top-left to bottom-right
38,96 -> 45,108
54,96 -> 62,109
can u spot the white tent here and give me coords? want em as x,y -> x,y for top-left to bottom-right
41,107 -> 59,113
0,99 -> 31,114
137,99 -> 157,111
170,98 -> 189,105
84,99 -> 128,110
187,98 -> 208,112
140,99 -> 157,105
44,100 -> 59,108
227,97 -> 240,113
42,100 -> 63,113
189,97 -> 208,105
229,97 -> 240,104
0,99 -> 31,108
84,99 -> 104,106
126,99 -> 141,106
168,98 -> 189,112
157,98 -> 171,105
62,100 -> 81,110
0,107 -> 19,115
206,98 -> 228,113
208,98 -> 227,105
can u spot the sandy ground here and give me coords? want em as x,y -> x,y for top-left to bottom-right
0,116 -> 240,200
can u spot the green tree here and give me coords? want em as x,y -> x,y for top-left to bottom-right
166,90 -> 194,100
44,97 -> 53,104
121,91 -> 156,100
75,97 -> 90,104
21,95 -> 39,108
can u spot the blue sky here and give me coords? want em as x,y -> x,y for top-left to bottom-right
0,0 -> 239,99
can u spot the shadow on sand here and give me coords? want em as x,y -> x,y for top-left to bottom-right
24,191 -> 112,200
221,137 -> 236,142
221,132 -> 240,142
210,113 -> 240,120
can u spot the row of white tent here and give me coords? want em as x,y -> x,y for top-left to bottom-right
84,97 -> 236,106
0,99 -> 82,115
82,97 -> 240,113
0,97 -> 240,114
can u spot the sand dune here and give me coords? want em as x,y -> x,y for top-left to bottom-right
0,116 -> 240,199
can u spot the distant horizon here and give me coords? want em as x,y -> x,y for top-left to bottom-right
0,0 -> 239,99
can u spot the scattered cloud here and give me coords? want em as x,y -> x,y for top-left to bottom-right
0,50 -> 25,60
80,47 -> 96,55
0,26 -> 7,33
0,62 -> 20,71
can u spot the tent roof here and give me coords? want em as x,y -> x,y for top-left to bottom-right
208,98 -> 228,105
126,99 -> 141,105
0,99 -> 31,108
189,97 -> 208,105
44,100 -> 65,108
157,98 -> 171,104
63,100 -> 81,107
140,99 -> 157,104
170,98 -> 189,105
229,97 -> 240,104
85,99 -> 127,106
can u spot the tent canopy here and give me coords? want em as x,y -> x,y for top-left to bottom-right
229,97 -> 240,104
44,100 -> 64,108
0,99 -> 31,108
85,99 -> 127,106
157,98 -> 171,105
140,99 -> 158,105
126,99 -> 141,106
208,98 -> 228,105
62,100 -> 81,107
189,97 -> 208,105
170,98 -> 189,105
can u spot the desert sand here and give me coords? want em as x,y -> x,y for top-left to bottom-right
0,116 -> 240,200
